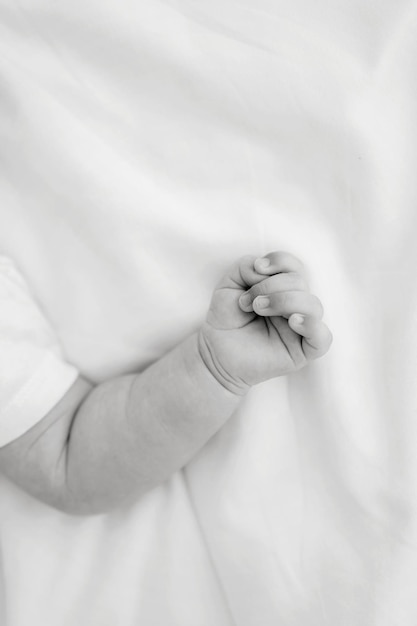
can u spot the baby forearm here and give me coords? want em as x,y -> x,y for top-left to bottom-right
59,333 -> 240,513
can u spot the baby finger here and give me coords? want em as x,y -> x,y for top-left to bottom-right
254,251 -> 306,277
252,291 -> 324,319
288,314 -> 333,360
239,273 -> 308,312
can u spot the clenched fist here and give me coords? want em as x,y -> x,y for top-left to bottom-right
198,251 -> 332,395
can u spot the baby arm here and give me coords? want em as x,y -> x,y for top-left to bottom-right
0,335 -> 239,515
0,252 -> 331,515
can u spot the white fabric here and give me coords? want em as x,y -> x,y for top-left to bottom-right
0,257 -> 78,447
0,1 -> 416,624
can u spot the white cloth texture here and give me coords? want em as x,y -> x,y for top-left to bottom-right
0,256 -> 78,447
0,1 -> 416,625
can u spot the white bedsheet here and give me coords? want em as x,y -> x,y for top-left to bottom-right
0,1 -> 417,624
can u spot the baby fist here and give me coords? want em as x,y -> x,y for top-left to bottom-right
199,252 -> 332,394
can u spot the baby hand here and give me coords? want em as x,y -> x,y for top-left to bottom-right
198,251 -> 332,395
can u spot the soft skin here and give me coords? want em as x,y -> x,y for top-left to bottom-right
200,251 -> 332,395
0,251 -> 332,514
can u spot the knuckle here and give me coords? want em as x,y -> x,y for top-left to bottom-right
287,272 -> 308,291
274,251 -> 305,272
268,251 -> 290,267
236,254 -> 257,287
325,327 -> 333,348
312,324 -> 333,357
238,254 -> 256,268
311,295 -> 324,317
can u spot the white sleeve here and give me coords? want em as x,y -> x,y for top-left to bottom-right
0,256 -> 79,447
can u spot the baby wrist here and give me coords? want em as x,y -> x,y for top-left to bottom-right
197,328 -> 250,397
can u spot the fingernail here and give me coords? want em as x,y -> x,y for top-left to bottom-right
254,296 -> 270,309
255,257 -> 270,271
292,314 -> 304,325
239,292 -> 252,308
